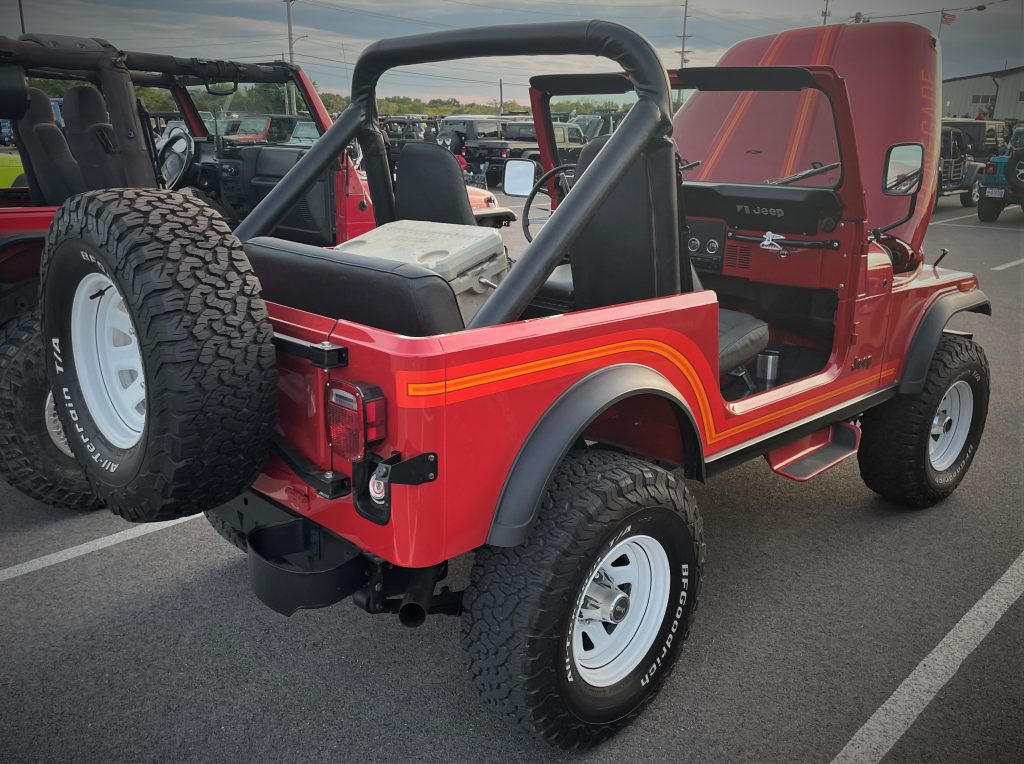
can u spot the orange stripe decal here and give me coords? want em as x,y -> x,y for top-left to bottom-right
406,338 -> 888,446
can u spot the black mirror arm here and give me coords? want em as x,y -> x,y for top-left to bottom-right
877,190 -> 918,235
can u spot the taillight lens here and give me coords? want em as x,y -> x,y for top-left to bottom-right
985,163 -> 996,174
327,381 -> 386,462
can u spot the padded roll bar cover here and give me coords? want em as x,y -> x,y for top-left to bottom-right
95,51 -> 159,189
898,289 -> 991,394
487,364 -> 705,547
243,236 -> 465,337
18,33 -> 108,52
0,65 -> 30,120
351,21 -> 671,121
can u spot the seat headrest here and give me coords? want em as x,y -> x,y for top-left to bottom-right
395,141 -> 477,226
576,133 -> 610,175
0,65 -> 30,120
21,88 -> 56,127
63,85 -> 109,128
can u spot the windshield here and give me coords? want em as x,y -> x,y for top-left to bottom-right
185,82 -> 312,146
674,87 -> 842,188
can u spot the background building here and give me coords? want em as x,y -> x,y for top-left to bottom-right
942,65 -> 1024,120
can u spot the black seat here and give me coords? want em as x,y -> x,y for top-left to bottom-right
394,141 -> 477,226
243,236 -> 464,337
537,135 -> 769,373
63,85 -> 126,190
15,88 -> 86,205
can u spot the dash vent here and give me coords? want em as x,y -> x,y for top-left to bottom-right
724,242 -> 751,270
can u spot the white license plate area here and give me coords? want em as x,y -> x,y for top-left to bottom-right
985,187 -> 1006,198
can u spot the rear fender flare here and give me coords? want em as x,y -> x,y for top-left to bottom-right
899,289 -> 991,394
485,363 -> 704,547
963,163 -> 984,187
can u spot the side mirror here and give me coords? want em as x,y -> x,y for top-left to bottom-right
205,81 -> 238,96
502,158 -> 536,197
883,143 -> 925,196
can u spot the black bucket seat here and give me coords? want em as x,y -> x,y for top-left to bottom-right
15,88 -> 86,205
63,85 -> 126,190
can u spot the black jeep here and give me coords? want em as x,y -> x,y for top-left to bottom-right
935,125 -> 986,208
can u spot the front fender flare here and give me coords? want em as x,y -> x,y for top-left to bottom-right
899,289 -> 991,394
486,363 -> 703,547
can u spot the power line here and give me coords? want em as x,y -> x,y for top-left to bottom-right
296,0 -> 457,28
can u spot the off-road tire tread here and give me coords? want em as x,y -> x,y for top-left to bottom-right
959,178 -> 979,207
858,335 -> 988,508
204,510 -> 248,552
976,196 -> 1003,222
40,189 -> 276,522
462,449 -> 704,750
0,311 -> 99,510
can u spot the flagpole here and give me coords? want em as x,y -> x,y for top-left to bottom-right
937,8 -> 945,39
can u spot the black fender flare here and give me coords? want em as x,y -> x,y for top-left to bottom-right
486,363 -> 704,547
899,289 -> 991,394
962,162 -> 984,188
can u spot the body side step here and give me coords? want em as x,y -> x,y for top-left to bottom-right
765,421 -> 860,482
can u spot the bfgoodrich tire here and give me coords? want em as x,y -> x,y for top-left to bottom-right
40,189 -> 277,522
0,310 -> 99,510
858,335 -> 989,508
959,178 -> 980,207
462,450 -> 704,749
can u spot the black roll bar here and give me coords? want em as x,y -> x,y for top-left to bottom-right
235,20 -> 672,328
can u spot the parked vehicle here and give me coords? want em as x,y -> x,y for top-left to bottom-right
936,125 -> 985,207
449,117 -> 587,184
941,118 -> 1008,162
977,125 -> 1024,221
8,21 -> 993,750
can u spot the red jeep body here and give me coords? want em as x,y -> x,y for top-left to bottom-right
238,22 -> 986,568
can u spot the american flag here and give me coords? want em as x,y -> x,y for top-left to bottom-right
941,12 -> 956,25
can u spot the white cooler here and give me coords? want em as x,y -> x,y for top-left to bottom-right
334,220 -> 507,325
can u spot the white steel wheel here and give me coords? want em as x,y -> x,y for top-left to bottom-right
43,390 -> 74,458
572,534 -> 671,688
929,380 -> 974,472
70,272 -> 146,449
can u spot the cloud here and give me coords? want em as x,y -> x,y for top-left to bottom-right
2,0 -> 1020,102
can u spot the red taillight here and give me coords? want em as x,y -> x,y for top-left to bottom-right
460,146 -> 467,156
499,148 -> 509,158
986,164 -> 996,174
327,381 -> 386,462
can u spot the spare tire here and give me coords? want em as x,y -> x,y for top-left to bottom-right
1004,149 -> 1024,194
40,189 -> 277,522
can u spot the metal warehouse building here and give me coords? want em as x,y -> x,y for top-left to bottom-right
942,65 -> 1024,120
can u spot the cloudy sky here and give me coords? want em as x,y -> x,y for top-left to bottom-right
3,0 -> 1022,103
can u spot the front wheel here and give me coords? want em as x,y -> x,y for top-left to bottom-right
858,335 -> 989,508
462,450 -> 704,749
977,195 -> 1004,222
959,178 -> 980,207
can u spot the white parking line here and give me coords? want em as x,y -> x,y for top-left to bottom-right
0,516 -> 199,583
992,257 -> 1024,271
831,548 -> 1024,764
932,212 -> 985,224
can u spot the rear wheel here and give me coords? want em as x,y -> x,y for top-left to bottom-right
977,196 -> 1004,222
959,178 -> 980,207
0,311 -> 98,510
462,450 -> 704,749
858,335 -> 989,508
40,189 -> 277,522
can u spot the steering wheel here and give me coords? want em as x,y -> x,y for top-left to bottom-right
157,128 -> 196,190
521,163 -> 576,243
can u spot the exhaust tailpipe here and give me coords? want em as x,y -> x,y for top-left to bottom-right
398,565 -> 442,627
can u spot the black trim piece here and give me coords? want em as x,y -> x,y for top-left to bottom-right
272,333 -> 348,369
271,436 -> 350,499
899,290 -> 991,394
705,388 -> 897,477
487,364 -> 703,548
387,452 -> 439,486
726,231 -> 840,250
674,66 -> 820,92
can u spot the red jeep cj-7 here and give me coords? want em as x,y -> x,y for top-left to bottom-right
15,21 -> 995,748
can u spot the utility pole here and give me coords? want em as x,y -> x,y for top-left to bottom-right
499,79 -> 504,115
822,0 -> 831,25
675,0 -> 691,108
17,0 -> 25,34
285,0 -> 296,115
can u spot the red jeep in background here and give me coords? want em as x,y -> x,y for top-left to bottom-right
8,21 -> 993,750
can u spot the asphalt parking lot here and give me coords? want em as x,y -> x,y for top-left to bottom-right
1,199 -> 1021,763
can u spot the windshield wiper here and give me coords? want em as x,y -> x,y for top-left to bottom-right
766,161 -> 840,186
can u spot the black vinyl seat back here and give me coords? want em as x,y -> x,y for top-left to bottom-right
394,141 -> 477,226
569,134 -> 680,310
15,88 -> 86,205
244,236 -> 464,337
63,85 -> 126,190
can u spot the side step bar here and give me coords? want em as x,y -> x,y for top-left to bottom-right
765,421 -> 860,482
